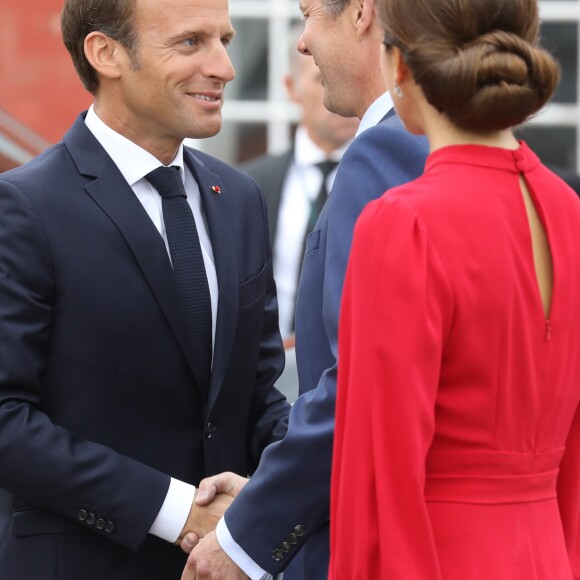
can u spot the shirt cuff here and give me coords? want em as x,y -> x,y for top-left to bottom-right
216,517 -> 273,580
149,478 -> 196,543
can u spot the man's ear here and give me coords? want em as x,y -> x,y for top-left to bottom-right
284,73 -> 300,104
84,31 -> 125,81
353,0 -> 375,38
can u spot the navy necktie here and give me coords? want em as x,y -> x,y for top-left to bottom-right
306,160 -> 338,234
145,166 -> 212,393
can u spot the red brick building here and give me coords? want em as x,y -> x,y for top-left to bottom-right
0,1 -> 91,170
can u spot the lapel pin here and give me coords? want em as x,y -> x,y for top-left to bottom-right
211,185 -> 221,194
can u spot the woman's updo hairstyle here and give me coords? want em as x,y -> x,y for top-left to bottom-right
378,0 -> 560,132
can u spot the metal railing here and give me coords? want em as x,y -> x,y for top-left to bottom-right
0,108 -> 52,166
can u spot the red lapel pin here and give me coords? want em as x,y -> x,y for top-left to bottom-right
211,185 -> 221,194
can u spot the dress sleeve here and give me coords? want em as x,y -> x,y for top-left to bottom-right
329,195 -> 453,579
557,401 -> 580,578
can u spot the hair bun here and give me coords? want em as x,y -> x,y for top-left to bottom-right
409,31 -> 560,131
380,0 -> 561,132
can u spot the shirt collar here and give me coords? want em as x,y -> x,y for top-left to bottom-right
356,91 -> 394,136
293,125 -> 352,168
84,105 -> 185,186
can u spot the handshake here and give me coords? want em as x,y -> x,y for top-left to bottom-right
176,472 -> 251,580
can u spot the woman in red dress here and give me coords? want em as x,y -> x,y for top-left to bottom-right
329,0 -> 580,578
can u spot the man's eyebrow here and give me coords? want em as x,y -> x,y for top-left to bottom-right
166,28 -> 203,43
166,27 -> 235,44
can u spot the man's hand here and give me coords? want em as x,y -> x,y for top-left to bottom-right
195,471 -> 249,505
176,491 -> 233,550
181,530 -> 249,580
179,472 -> 249,554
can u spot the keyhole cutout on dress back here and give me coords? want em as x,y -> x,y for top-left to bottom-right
519,174 -> 553,318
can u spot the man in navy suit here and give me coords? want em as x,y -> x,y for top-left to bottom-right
0,0 -> 290,578
181,0 -> 429,578
240,24 -> 358,343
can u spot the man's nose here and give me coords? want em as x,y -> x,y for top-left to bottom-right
208,42 -> 236,82
297,33 -> 311,56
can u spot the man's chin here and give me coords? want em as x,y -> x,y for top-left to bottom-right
322,94 -> 340,116
185,123 -> 223,142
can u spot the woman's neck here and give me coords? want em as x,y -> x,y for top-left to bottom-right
424,109 -> 519,152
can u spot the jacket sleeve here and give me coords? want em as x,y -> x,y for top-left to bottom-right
244,180 -> 292,470
0,180 -> 169,551
224,121 -> 428,574
557,400 -> 580,578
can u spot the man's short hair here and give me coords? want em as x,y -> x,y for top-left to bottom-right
321,0 -> 351,17
61,0 -> 139,94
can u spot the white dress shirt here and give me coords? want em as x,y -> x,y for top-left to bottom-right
217,92 -> 394,579
84,105 -> 217,543
355,91 -> 394,137
273,126 -> 348,338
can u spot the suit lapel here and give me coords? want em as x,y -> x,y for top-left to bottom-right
63,115 -> 204,390
185,150 -> 238,412
381,107 -> 397,123
247,149 -> 293,243
266,149 -> 294,242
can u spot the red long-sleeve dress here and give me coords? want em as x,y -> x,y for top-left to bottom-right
330,142 -> 580,579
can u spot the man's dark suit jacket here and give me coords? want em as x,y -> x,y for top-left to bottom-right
224,112 -> 429,579
0,113 -> 290,580
240,149 -> 293,244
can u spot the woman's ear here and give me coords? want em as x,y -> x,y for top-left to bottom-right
392,46 -> 411,88
84,31 -> 124,82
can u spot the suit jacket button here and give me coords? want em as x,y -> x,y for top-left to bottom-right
271,549 -> 284,562
294,525 -> 306,537
86,513 -> 96,525
77,509 -> 88,522
105,521 -> 116,533
281,542 -> 291,553
206,422 -> 217,439
287,533 -> 298,545
96,518 -> 105,530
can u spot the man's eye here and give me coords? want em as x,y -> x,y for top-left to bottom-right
182,38 -> 197,47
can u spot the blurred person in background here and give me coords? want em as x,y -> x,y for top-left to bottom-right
329,0 -> 580,577
241,22 -> 359,344
0,0 -> 291,578
180,0 -> 428,578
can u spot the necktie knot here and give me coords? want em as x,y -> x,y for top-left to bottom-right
145,166 -> 186,199
315,160 -> 339,179
311,159 -> 338,214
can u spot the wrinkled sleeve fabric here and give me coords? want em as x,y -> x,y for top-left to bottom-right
330,195 -> 453,579
0,180 -> 170,551
223,121 -> 428,574
245,185 -> 291,470
557,400 -> 580,578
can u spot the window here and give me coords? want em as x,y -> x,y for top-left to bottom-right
190,0 -> 580,174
